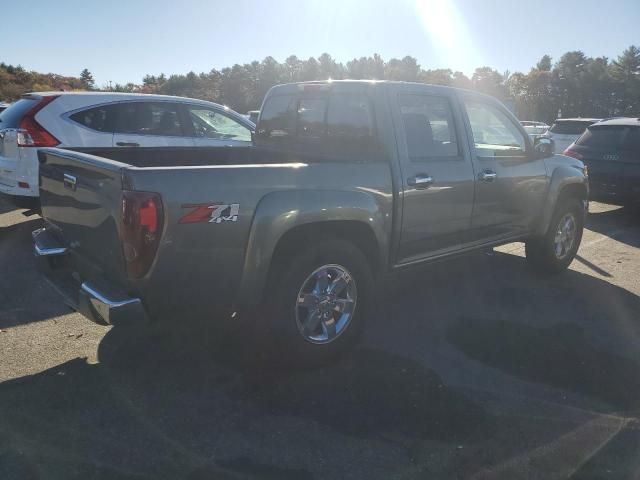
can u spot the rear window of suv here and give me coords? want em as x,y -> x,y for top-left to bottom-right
576,126 -> 626,148
549,120 -> 595,135
577,125 -> 640,153
0,98 -> 37,128
256,92 -> 376,160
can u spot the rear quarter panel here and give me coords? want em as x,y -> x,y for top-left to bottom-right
125,160 -> 394,319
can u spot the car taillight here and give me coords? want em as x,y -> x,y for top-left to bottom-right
120,191 -> 163,279
563,148 -> 583,160
17,95 -> 60,147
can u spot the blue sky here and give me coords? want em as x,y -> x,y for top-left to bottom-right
3,0 -> 639,87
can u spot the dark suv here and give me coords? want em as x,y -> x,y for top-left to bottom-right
565,118 -> 640,204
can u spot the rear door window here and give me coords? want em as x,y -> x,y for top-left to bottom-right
70,104 -> 118,132
114,102 -> 185,137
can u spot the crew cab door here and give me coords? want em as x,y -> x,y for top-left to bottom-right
459,93 -> 548,243
391,85 -> 476,263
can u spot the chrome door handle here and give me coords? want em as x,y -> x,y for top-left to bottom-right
407,174 -> 433,189
479,170 -> 497,182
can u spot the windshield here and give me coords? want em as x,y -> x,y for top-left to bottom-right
189,108 -> 252,141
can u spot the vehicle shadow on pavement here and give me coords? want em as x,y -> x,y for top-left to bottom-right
1,252 -> 640,479
377,251 -> 640,478
586,204 -> 640,249
0,217 -> 71,329
0,327 -> 490,480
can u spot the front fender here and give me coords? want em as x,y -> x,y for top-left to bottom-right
535,154 -> 589,236
235,188 -> 391,314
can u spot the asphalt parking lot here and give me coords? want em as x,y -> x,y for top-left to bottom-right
1,197 -> 639,480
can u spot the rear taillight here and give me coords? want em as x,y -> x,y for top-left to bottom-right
17,95 -> 60,147
563,148 -> 583,160
120,191 -> 163,279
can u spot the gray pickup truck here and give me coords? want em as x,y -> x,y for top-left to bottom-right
33,81 -> 588,364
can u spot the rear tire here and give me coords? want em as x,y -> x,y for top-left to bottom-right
264,237 -> 374,368
525,198 -> 584,273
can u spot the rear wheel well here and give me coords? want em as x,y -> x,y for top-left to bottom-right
269,221 -> 380,277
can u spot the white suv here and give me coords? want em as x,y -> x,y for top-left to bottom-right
0,92 -> 255,207
545,118 -> 600,154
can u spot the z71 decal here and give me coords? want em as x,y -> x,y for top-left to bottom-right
179,203 -> 240,224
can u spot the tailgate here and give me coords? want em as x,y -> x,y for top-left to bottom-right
581,153 -> 640,198
38,147 -> 129,282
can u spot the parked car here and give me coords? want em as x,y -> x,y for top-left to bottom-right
0,102 -> 10,113
0,92 -> 254,207
33,80 -> 588,365
520,121 -> 549,139
545,118 -> 600,154
564,117 -> 640,204
247,110 -> 260,123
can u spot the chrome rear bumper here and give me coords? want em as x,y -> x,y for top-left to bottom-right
32,228 -> 148,326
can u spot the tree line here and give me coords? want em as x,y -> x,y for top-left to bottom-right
2,47 -> 638,123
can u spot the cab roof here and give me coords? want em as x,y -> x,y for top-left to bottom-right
266,80 -> 503,104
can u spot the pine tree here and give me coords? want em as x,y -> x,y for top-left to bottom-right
80,69 -> 95,90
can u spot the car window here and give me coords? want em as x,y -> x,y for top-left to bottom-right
523,125 -> 547,135
257,94 -> 297,143
463,100 -> 526,156
576,126 -> 626,149
549,121 -> 594,135
297,98 -> 327,140
0,98 -> 37,128
257,92 -> 376,160
114,102 -> 185,137
188,107 -> 251,141
326,93 -> 375,158
70,104 -> 118,132
399,94 -> 459,160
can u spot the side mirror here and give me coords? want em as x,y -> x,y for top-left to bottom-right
534,137 -> 554,159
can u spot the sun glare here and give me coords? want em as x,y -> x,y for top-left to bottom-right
415,0 -> 482,70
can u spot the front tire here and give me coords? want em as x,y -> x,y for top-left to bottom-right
265,238 -> 374,367
526,198 -> 584,273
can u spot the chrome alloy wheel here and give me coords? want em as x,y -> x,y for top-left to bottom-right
553,212 -> 577,259
295,264 -> 357,344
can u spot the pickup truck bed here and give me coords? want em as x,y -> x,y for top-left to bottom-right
35,144 -> 393,327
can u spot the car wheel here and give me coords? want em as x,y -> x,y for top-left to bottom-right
265,238 -> 374,367
526,198 -> 584,273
